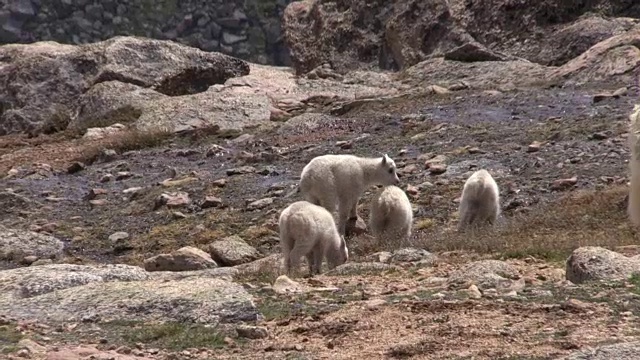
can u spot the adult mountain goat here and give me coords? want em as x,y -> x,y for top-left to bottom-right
458,169 -> 500,230
369,185 -> 413,245
278,200 -> 349,276
628,104 -> 640,226
296,154 -> 400,236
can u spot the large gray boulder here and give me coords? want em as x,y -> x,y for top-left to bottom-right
565,246 -> 640,284
0,263 -> 258,324
0,36 -> 250,136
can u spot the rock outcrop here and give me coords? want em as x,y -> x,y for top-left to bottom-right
0,0 -> 293,66
0,36 -> 250,136
0,263 -> 257,324
282,0 -> 640,74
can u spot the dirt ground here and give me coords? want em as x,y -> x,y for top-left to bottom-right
2,80 -> 640,359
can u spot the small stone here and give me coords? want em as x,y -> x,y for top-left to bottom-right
108,231 -> 130,243
405,184 -> 419,196
100,174 -> 114,183
201,196 -> 223,209
236,325 -> 269,339
156,192 -> 191,209
247,197 -> 274,211
212,179 -> 227,187
468,147 -> 483,154
269,106 -> 290,122
424,154 -> 447,168
89,199 -> 108,206
115,171 -> 133,180
590,132 -> 608,140
86,188 -> 108,200
227,166 -> 256,176
551,177 -> 578,191
67,162 -> 85,174
22,255 -> 39,265
428,164 -> 447,175
401,164 -> 418,175
172,211 -> 187,219
144,246 -> 218,272
527,141 -> 542,152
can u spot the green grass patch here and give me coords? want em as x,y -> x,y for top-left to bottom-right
105,321 -> 226,351
0,325 -> 23,354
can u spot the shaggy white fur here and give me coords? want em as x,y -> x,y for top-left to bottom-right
458,169 -> 500,230
369,185 -> 413,244
298,153 -> 400,236
628,104 -> 640,226
279,200 -> 349,276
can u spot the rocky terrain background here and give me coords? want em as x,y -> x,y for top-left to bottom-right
2,0 -> 640,359
0,0 -> 293,65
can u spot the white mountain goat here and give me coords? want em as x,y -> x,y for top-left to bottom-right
293,154 -> 400,236
278,200 -> 349,276
458,169 -> 500,230
628,104 -> 640,226
369,185 -> 413,245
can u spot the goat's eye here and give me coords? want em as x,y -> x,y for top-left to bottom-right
388,168 -> 394,174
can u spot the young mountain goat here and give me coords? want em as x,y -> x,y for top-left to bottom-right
295,154 -> 400,236
458,169 -> 500,230
369,185 -> 413,245
279,200 -> 349,277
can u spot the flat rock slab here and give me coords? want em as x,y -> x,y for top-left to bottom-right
0,263 -> 256,325
0,276 -> 257,325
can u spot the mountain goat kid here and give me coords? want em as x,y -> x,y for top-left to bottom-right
279,201 -> 349,277
458,169 -> 500,230
297,154 -> 400,236
628,104 -> 640,226
369,185 -> 413,245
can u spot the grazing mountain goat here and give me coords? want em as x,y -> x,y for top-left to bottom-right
628,104 -> 640,226
296,154 -> 400,236
369,185 -> 413,245
458,169 -> 500,230
278,201 -> 349,276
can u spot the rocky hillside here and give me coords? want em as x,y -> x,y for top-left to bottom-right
0,0 -> 293,65
2,0 -> 640,359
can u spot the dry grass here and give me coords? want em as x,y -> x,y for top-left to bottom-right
74,127 -> 173,165
418,186 -> 638,261
345,186 -> 636,263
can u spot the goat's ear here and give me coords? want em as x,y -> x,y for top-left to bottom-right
381,154 -> 387,164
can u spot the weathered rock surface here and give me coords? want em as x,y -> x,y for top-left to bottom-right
565,246 -> 640,284
447,260 -> 521,290
144,246 -> 218,272
209,235 -> 261,266
282,0 -> 640,74
0,225 -> 64,264
562,341 -> 640,360
0,36 -> 249,136
0,0 -> 292,66
0,263 -> 257,324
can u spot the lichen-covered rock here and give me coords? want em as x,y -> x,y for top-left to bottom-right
565,246 -> 640,284
282,0 -> 640,78
562,341 -> 640,360
144,246 -> 218,272
447,260 -> 521,290
0,264 -> 150,300
0,263 -> 257,324
0,225 -> 64,264
209,235 -> 261,266
0,276 -> 258,325
0,36 -> 250,136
